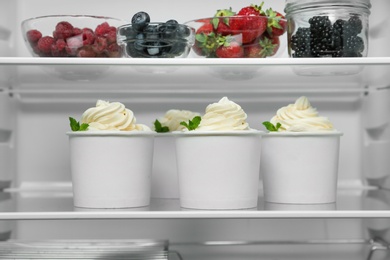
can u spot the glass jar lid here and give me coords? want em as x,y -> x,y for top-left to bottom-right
285,0 -> 371,15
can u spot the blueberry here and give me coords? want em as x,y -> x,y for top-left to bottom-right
177,24 -> 191,38
143,24 -> 159,40
131,11 -> 150,32
157,24 -> 177,39
166,19 -> 179,25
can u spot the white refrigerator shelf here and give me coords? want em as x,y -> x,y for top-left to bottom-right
0,57 -> 390,66
1,186 -> 390,220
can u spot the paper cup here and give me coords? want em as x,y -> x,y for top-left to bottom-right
151,134 -> 179,198
67,131 -> 155,209
174,130 -> 263,210
261,132 -> 342,204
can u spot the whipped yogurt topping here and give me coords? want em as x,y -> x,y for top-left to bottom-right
196,97 -> 250,131
81,100 -> 150,131
270,96 -> 334,132
157,109 -> 201,131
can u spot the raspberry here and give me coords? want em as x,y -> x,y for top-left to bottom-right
107,43 -> 121,57
54,21 -> 74,39
51,39 -> 68,57
106,30 -> 117,45
73,27 -> 82,36
95,22 -> 110,36
82,28 -> 95,45
26,29 -> 42,44
37,36 -> 55,55
77,46 -> 97,57
92,36 -> 108,54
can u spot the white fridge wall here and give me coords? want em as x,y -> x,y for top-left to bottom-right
0,0 -> 389,258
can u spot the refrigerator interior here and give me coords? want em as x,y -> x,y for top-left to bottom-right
0,0 -> 390,259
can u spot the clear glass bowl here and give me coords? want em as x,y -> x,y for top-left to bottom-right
117,23 -> 195,58
21,15 -> 127,58
285,0 -> 371,58
184,16 -> 287,58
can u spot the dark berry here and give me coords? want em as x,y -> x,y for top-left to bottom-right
131,11 -> 150,32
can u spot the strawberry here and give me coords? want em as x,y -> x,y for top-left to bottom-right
194,22 -> 219,57
230,3 -> 267,44
237,3 -> 264,16
215,36 -> 244,58
229,15 -> 267,44
244,35 -> 280,58
212,8 -> 235,36
265,8 -> 287,37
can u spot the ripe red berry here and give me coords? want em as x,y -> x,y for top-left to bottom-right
95,22 -> 110,36
26,29 -> 42,44
92,36 -> 108,54
77,46 -> 97,57
107,43 -> 121,57
37,36 -> 55,55
82,28 -> 95,45
54,21 -> 74,40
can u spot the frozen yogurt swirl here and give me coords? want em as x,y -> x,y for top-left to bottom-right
81,100 -> 150,131
157,109 -> 201,131
196,97 -> 250,131
270,96 -> 334,132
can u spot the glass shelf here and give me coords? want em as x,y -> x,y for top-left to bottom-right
1,185 -> 390,220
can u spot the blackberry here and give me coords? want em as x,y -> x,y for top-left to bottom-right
309,16 -> 333,57
290,15 -> 365,58
344,35 -> 364,52
347,16 -> 363,35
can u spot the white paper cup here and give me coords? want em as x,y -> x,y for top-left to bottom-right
174,130 -> 263,210
261,132 -> 342,204
151,134 -> 179,198
67,131 -> 155,209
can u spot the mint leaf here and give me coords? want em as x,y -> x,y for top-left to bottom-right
180,116 -> 202,131
69,117 -> 80,131
154,119 -> 169,133
79,123 -> 89,131
69,117 -> 89,132
262,121 -> 281,132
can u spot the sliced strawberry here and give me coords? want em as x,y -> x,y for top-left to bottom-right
215,36 -> 244,58
265,8 -> 287,37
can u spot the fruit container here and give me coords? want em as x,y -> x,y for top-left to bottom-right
21,15 -> 127,58
285,0 -> 371,58
184,15 -> 287,58
117,22 -> 195,58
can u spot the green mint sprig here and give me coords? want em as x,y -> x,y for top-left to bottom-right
262,121 -> 281,132
154,119 -> 170,133
69,117 -> 89,132
180,116 -> 202,131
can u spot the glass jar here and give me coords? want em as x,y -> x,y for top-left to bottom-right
285,0 -> 371,58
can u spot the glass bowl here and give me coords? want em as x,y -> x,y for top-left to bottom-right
184,16 -> 287,58
117,22 -> 195,58
21,15 -> 127,58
